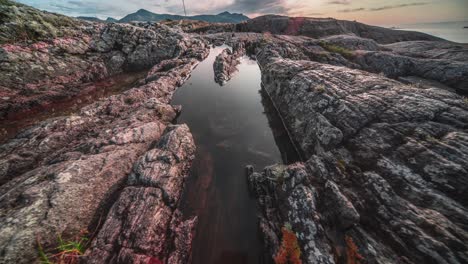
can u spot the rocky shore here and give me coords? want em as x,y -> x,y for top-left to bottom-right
1,0 -> 467,263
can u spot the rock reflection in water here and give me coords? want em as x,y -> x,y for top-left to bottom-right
174,45 -> 294,264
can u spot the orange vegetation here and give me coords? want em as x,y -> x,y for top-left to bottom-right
274,227 -> 302,264
345,235 -> 364,264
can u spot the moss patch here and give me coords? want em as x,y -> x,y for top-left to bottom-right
319,41 -> 354,59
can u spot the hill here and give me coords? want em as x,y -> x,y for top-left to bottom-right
119,9 -> 249,23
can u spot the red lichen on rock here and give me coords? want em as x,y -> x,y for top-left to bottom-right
345,235 -> 364,264
274,227 -> 302,264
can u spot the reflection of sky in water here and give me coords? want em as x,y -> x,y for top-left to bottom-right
400,21 -> 468,43
173,46 -> 282,264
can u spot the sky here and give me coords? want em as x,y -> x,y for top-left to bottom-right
15,0 -> 468,25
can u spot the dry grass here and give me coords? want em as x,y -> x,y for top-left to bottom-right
345,235 -> 364,264
274,225 -> 302,264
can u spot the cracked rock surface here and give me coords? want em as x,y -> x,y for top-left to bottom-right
1,0 -> 468,263
84,124 -> 197,264
246,38 -> 468,263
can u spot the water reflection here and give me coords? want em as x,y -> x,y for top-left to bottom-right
174,46 -> 284,264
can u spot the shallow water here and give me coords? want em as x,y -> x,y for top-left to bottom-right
0,71 -> 146,143
173,46 -> 292,263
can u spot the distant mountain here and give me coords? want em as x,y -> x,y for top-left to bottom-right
77,16 -> 118,23
119,9 -> 249,23
106,17 -> 118,23
77,16 -> 105,22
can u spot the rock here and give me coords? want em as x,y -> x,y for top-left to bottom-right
0,7 -> 207,122
247,164 -> 335,264
85,125 -> 197,263
0,46 -> 207,263
322,180 -> 360,230
213,43 -> 245,85
236,15 -> 442,44
320,34 -> 381,51
354,50 -> 468,93
0,0 -> 86,44
248,45 -> 468,263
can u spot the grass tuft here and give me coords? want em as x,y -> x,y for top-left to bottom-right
319,41 -> 354,59
37,232 -> 88,264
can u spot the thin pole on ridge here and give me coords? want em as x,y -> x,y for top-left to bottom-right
182,0 -> 187,17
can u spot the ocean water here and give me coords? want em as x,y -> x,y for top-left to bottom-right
398,21 -> 468,43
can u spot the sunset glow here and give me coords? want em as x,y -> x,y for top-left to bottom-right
16,0 -> 468,25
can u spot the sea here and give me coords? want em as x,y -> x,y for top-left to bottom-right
395,21 -> 468,43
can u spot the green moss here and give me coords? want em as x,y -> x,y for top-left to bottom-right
0,0 -> 80,44
0,0 -> 15,6
319,41 -> 354,59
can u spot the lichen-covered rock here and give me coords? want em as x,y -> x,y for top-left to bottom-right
0,1 -> 208,122
0,0 -> 85,44
85,124 -> 197,264
236,15 -> 442,44
248,46 -> 468,263
0,49 -> 207,263
247,164 -> 335,264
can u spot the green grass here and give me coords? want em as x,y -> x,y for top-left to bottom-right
56,235 -> 88,254
37,239 -> 52,264
319,41 -> 354,59
37,234 -> 88,264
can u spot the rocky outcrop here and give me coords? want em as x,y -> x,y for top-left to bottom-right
0,6 -> 205,122
0,0 -> 85,44
213,43 -> 245,85
2,2 -> 468,263
236,15 -> 442,44
84,124 -> 197,264
0,35 -> 208,263
207,32 -> 468,94
248,45 -> 468,263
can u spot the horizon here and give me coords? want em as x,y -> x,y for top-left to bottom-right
14,0 -> 468,26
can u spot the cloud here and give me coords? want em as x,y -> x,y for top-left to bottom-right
338,7 -> 365,13
339,2 -> 429,13
369,2 -> 428,11
15,0 -> 432,19
327,0 -> 351,5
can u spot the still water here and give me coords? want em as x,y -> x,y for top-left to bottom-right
172,46 -> 283,263
399,21 -> 468,43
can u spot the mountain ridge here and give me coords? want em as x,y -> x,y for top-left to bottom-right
78,9 -> 249,24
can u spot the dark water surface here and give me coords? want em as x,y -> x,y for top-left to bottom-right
173,46 -> 283,263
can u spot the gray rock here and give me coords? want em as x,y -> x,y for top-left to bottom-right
85,124 -> 197,263
0,52 -> 207,263
249,45 -> 468,263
